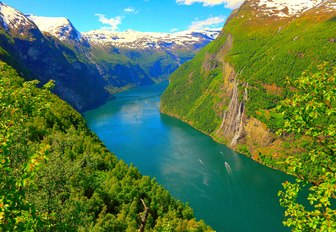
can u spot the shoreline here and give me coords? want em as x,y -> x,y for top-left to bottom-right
159,109 -> 289,175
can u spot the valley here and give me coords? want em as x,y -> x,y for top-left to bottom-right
0,2 -> 219,111
1,0 -> 335,231
84,82 -> 293,232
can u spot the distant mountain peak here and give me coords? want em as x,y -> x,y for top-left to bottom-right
0,2 -> 35,31
27,15 -> 89,46
83,29 -> 220,50
27,15 -> 71,31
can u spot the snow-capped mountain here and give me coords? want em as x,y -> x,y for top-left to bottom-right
0,2 -> 37,32
249,0 -> 335,17
0,2 -> 108,111
26,13 -> 219,50
27,15 -> 90,46
83,29 -> 220,50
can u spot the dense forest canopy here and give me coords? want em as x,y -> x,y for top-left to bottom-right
0,61 -> 212,231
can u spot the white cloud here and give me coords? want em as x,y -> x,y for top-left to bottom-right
170,28 -> 179,32
124,7 -> 137,14
225,0 -> 244,8
95,14 -> 122,31
188,16 -> 225,30
176,0 -> 244,9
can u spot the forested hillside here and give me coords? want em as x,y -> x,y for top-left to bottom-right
161,0 -> 336,164
0,61 -> 212,231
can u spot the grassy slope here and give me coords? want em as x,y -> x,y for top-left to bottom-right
161,42 -> 225,133
0,61 -> 212,231
161,3 -> 336,168
227,8 -> 336,119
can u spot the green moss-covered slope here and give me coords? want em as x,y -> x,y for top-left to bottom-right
0,61 -> 212,231
161,1 -> 336,167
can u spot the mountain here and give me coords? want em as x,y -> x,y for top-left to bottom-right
0,1 -> 33,33
161,0 -> 336,168
0,2 -> 154,111
0,2 -> 109,111
84,29 -> 219,50
84,29 -> 220,82
253,0 -> 324,17
0,2 -> 218,111
25,11 -> 220,86
27,15 -> 90,47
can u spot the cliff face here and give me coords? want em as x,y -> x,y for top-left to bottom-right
161,0 -> 336,164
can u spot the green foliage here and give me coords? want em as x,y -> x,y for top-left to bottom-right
161,44 -> 225,134
161,8 -> 336,138
0,67 -> 51,230
276,63 -> 336,231
226,14 -> 336,119
0,61 -> 213,231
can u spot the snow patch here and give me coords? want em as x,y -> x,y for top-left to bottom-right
28,15 -> 82,42
254,0 -> 324,17
28,15 -> 69,33
324,1 -> 336,9
83,29 -> 220,50
0,2 -> 33,30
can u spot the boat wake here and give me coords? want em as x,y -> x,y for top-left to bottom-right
225,162 -> 232,175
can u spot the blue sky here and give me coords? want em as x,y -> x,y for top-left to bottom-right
3,0 -> 244,32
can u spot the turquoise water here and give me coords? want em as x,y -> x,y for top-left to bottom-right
84,82 -> 291,232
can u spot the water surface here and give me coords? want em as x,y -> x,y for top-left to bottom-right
84,82 -> 291,232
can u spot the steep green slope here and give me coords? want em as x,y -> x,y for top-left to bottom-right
161,1 -> 336,165
0,61 -> 212,231
89,46 -> 154,94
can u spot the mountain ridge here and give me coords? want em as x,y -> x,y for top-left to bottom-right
83,29 -> 220,50
25,13 -> 220,51
0,1 -> 218,111
27,15 -> 90,47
